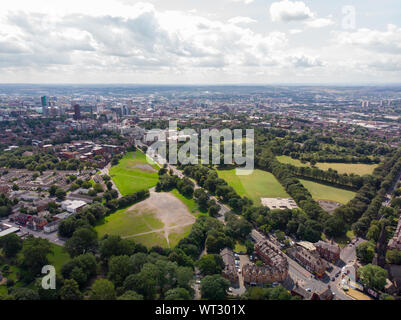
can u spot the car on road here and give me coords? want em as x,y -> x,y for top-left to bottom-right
331,277 -> 335,281
306,288 -> 311,292
195,280 -> 201,284
335,271 -> 340,277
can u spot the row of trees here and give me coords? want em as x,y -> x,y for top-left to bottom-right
351,148 -> 401,237
181,165 -> 252,214
287,165 -> 365,190
0,147 -> 87,171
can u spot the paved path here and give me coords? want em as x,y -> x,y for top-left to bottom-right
98,162 -> 122,198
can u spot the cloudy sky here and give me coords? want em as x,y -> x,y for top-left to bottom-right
0,0 -> 400,84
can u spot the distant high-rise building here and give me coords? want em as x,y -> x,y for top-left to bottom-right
122,105 -> 130,116
41,96 -> 48,107
73,104 -> 81,120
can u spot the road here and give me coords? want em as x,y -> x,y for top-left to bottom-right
251,229 -> 353,300
2,218 -> 66,246
383,168 -> 401,207
98,162 -> 122,198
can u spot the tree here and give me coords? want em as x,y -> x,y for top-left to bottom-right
386,250 -> 401,265
356,241 -> 375,264
324,216 -> 346,238
64,227 -> 98,257
8,287 -> 39,300
208,205 -> 220,217
59,279 -> 82,300
205,231 -> 234,253
225,215 -> 252,240
70,267 -> 87,287
197,254 -> 224,276
49,185 -> 58,197
117,291 -> 143,300
366,221 -> 381,242
93,183 -> 104,193
123,263 -> 159,299
89,279 -> 116,300
200,275 -> 229,300
55,188 -> 66,200
108,255 -> 133,287
99,235 -> 135,260
61,253 -> 98,287
130,252 -> 149,273
165,288 -> 191,300
265,286 -> 293,300
0,233 -> 22,258
20,236 -> 52,277
357,264 -> 387,291
175,267 -> 193,290
245,240 -> 254,255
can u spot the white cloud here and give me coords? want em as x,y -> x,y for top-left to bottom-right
270,0 -> 313,22
289,28 -> 303,34
287,54 -> 324,68
304,17 -> 334,28
270,1 -> 334,28
230,0 -> 255,4
228,16 -> 257,25
333,24 -> 401,54
0,0 -> 398,83
0,3 -> 308,74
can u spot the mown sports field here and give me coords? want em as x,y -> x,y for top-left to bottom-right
109,150 -> 160,196
276,155 -> 378,175
299,179 -> 356,205
216,168 -> 289,205
95,190 -> 196,248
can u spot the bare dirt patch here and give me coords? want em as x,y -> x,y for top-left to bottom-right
124,190 -> 196,247
127,164 -> 157,173
318,200 -> 341,213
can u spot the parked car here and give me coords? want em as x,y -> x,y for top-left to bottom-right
331,277 -> 335,281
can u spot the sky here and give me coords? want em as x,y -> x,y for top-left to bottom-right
0,0 -> 400,84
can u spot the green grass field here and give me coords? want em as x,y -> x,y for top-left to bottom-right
299,179 -> 356,204
314,162 -> 378,176
216,169 -> 289,205
168,224 -> 193,248
47,244 -> 71,273
131,232 -> 169,248
109,150 -> 159,196
95,207 -> 164,238
277,155 -> 378,175
277,155 -> 309,167
234,241 -> 247,253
